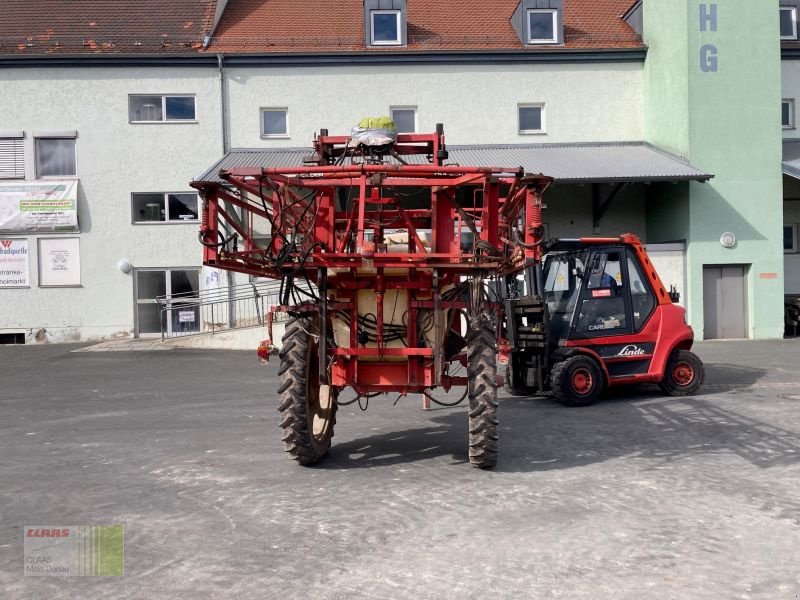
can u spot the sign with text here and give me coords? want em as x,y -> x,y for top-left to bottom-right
0,238 -> 29,287
0,180 -> 79,233
24,525 -> 124,576
38,237 -> 80,286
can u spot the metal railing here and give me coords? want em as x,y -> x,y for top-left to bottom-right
155,280 -> 314,340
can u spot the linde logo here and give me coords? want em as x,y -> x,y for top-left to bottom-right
26,528 -> 70,538
616,345 -> 646,357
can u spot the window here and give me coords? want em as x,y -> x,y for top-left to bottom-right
35,137 -> 76,177
527,9 -> 558,44
0,132 -> 24,179
261,108 -> 289,138
781,7 -> 797,40
371,10 -> 402,45
518,104 -> 545,134
627,254 -> 656,330
135,268 -> 200,336
783,99 -> 795,129
129,95 -> 196,122
390,107 -> 417,133
132,192 -> 199,223
785,224 -> 798,253
576,251 -> 628,335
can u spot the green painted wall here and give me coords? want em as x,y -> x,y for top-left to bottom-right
643,0 -> 785,339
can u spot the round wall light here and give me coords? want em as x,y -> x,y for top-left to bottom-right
720,232 -> 736,248
117,259 -> 133,274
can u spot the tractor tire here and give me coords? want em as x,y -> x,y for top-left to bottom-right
277,314 -> 337,466
659,349 -> 705,397
466,318 -> 499,469
551,355 -> 603,407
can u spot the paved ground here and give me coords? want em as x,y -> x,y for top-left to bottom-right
1,340 -> 799,599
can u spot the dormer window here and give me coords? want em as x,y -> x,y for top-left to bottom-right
365,0 -> 407,48
371,10 -> 401,45
527,9 -> 557,44
512,1 -> 563,46
781,7 -> 798,40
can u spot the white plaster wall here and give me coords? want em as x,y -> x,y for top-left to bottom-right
646,244 -> 687,306
0,67 -> 222,342
226,62 -> 644,147
544,183 -> 647,240
0,60 -> 646,344
781,61 -> 800,138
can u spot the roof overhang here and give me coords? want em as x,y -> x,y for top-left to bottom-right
783,140 -> 800,180
194,142 -> 713,186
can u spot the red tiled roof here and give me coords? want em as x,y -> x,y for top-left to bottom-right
0,0 -> 642,57
210,0 -> 643,53
0,0 -> 217,55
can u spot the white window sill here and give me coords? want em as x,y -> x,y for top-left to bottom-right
36,175 -> 78,179
261,134 -> 290,139
526,40 -> 559,45
518,130 -> 547,136
129,120 -> 199,125
132,220 -> 200,225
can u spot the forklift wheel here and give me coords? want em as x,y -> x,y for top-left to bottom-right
659,349 -> 705,397
551,355 -> 603,407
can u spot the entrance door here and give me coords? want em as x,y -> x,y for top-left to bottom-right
702,265 -> 748,339
134,268 -> 200,336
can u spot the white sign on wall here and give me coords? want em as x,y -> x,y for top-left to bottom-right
0,238 -> 30,287
0,181 -> 79,233
38,237 -> 81,287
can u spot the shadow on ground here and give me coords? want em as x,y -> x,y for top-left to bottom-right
321,362 -> 798,473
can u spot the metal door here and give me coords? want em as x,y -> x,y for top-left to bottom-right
702,265 -> 748,339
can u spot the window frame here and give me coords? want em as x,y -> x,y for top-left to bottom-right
370,9 -> 402,46
0,132 -> 25,180
260,107 -> 290,139
34,136 -> 77,179
131,191 -> 200,224
781,7 -> 798,40
783,98 -> 796,130
785,223 -> 799,253
518,103 -> 546,135
133,267 -> 201,337
526,8 -> 558,44
390,106 -> 418,133
128,94 -> 198,124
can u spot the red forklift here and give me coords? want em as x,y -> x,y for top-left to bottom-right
501,235 -> 704,407
192,124 -> 703,468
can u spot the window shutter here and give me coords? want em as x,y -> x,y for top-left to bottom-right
0,137 -> 25,179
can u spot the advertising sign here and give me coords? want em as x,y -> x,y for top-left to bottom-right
38,237 -> 81,286
0,180 -> 79,233
0,238 -> 30,287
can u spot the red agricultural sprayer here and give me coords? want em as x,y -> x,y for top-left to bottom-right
191,123 -> 703,469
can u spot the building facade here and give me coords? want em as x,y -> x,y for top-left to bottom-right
0,0 -> 794,343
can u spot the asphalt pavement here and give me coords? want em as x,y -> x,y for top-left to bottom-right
1,340 -> 799,599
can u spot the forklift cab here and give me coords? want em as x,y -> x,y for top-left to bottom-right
542,242 -> 657,345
